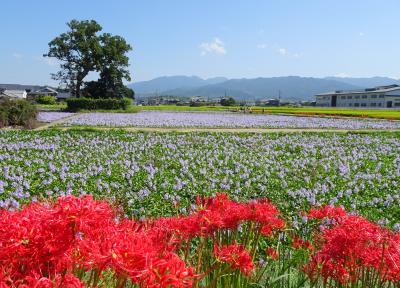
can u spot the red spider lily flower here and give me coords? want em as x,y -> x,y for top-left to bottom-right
158,193 -> 284,239
307,205 -> 347,221
292,236 -> 313,251
305,214 -> 400,284
265,247 -> 279,260
140,253 -> 197,288
247,199 -> 285,236
213,243 -> 254,276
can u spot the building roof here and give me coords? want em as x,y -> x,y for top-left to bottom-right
316,84 -> 400,96
56,92 -> 71,99
30,86 -> 58,95
0,90 -> 27,99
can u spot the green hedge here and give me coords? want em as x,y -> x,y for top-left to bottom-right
0,97 -> 37,129
66,98 -> 131,111
36,95 -> 56,105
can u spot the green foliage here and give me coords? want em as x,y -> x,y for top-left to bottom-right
66,97 -> 131,111
220,97 -> 236,106
36,95 -> 56,105
0,98 -> 37,128
83,81 -> 134,99
44,19 -> 132,98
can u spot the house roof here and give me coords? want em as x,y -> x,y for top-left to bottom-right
0,90 -> 27,98
31,86 -> 58,94
316,85 -> 400,96
56,92 -> 71,99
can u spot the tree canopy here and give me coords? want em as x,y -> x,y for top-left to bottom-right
44,20 -> 132,98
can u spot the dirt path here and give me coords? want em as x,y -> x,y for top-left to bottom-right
35,113 -> 81,131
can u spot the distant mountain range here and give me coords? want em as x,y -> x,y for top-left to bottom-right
3,76 -> 400,102
129,76 -> 400,101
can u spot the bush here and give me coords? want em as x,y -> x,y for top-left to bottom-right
220,97 -> 236,106
0,97 -> 37,128
66,97 -> 131,111
36,95 -> 56,105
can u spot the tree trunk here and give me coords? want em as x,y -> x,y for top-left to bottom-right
75,72 -> 86,98
75,80 -> 82,98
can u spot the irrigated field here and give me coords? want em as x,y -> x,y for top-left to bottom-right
38,111 -> 400,129
1,130 -> 399,228
2,129 -> 400,287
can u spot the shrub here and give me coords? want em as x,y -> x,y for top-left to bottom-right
36,94 -> 56,105
66,97 -> 131,111
0,97 -> 37,128
220,97 -> 236,106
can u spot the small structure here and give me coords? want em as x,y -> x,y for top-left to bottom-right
316,85 -> 400,108
27,87 -> 58,101
255,98 -> 280,106
56,92 -> 72,102
0,89 -> 27,99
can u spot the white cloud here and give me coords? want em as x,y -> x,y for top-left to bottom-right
277,48 -> 287,56
276,47 -> 300,58
199,38 -> 226,56
359,32 -> 365,37
256,43 -> 268,49
334,72 -> 350,78
12,53 -> 23,60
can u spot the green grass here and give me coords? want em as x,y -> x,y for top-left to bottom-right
36,103 -> 67,110
36,104 -> 142,113
142,105 -> 400,119
37,103 -> 400,120
250,106 -> 400,120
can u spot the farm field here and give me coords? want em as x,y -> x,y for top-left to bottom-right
2,129 -> 400,287
38,111 -> 400,129
1,130 -> 399,226
37,103 -> 400,119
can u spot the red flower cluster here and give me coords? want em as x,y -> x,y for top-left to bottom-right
0,194 -> 284,287
305,206 -> 400,284
265,247 -> 279,260
308,205 -> 347,221
213,243 -> 254,276
0,196 -> 195,288
153,193 -> 284,239
292,236 -> 313,251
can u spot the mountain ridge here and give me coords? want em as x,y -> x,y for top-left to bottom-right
130,76 -> 400,101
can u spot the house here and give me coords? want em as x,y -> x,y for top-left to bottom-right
29,87 -> 58,97
0,89 -> 27,99
316,84 -> 400,108
27,87 -> 58,100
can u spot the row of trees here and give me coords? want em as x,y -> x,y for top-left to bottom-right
45,20 -> 133,99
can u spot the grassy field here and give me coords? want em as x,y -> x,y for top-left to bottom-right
142,105 -> 400,119
36,103 -> 400,120
249,106 -> 400,120
2,129 -> 400,287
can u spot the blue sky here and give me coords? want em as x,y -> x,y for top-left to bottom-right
1,0 -> 399,85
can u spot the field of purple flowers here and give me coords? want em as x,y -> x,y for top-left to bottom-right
0,130 -> 399,231
38,111 -> 400,129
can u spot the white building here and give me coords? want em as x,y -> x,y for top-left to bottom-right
0,89 -> 27,99
316,84 -> 400,108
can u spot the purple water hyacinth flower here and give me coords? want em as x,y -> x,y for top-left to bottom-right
62,111 -> 400,129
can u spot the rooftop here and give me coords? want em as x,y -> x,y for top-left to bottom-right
316,84 -> 400,96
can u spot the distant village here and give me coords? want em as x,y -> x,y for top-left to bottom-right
2,83 -> 400,109
0,86 -> 71,102
0,84 -> 315,107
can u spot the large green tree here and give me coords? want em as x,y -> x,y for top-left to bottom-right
44,20 -> 132,98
